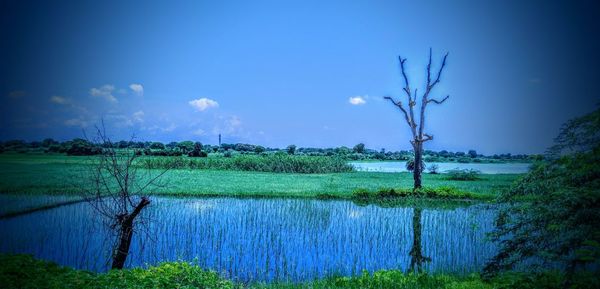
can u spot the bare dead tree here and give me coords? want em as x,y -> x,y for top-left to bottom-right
384,48 -> 449,189
78,124 -> 170,269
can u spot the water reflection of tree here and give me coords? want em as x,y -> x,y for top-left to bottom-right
409,207 -> 431,272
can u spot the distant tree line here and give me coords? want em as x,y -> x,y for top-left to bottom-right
0,139 -> 539,162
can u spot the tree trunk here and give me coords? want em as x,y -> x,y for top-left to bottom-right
111,197 -> 150,270
111,218 -> 134,269
413,142 -> 423,189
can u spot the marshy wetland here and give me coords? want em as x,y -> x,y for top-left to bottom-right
0,197 -> 497,282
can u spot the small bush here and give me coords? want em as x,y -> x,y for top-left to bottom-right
427,164 -> 439,174
406,158 -> 425,172
446,169 -> 481,181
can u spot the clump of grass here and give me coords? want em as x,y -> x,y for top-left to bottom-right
427,164 -> 440,174
141,154 -> 353,174
351,186 -> 488,200
446,169 -> 481,181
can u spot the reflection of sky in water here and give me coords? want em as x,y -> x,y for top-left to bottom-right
0,197 -> 497,282
351,161 -> 531,174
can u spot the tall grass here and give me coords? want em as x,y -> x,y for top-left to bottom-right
142,154 -> 353,173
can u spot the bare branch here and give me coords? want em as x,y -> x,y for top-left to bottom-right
431,52 -> 449,88
422,134 -> 434,142
426,47 -> 432,87
77,123 -> 171,269
384,96 -> 414,132
398,56 -> 410,92
427,95 -> 450,104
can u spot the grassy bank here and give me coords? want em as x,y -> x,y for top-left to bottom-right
0,154 -> 520,198
1,255 -> 598,289
350,186 -> 492,200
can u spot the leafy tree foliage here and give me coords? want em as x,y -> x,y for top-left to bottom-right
177,141 -> 195,153
188,142 -> 207,157
548,108 -> 600,157
254,145 -> 265,153
65,139 -> 102,156
150,142 -> 165,150
286,145 -> 296,155
468,150 -> 478,158
484,109 -> 600,284
353,143 -> 366,154
41,138 -> 59,147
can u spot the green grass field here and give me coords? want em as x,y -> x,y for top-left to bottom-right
0,153 -> 521,198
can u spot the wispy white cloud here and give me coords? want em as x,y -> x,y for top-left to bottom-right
189,98 -> 219,111
227,115 -> 242,127
64,118 -> 89,128
212,115 -> 243,136
162,123 -> 177,132
106,114 -> 134,127
132,110 -> 144,123
90,84 -> 117,103
192,128 -> 205,136
129,83 -> 144,96
50,95 -> 69,105
7,90 -> 26,99
349,96 -> 366,105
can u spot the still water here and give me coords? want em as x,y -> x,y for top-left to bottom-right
0,197 -> 497,282
351,161 -> 531,174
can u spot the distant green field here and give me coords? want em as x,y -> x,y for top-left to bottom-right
0,153 -> 521,198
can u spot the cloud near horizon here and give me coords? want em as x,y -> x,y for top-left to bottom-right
189,98 -> 219,111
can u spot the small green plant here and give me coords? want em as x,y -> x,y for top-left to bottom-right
446,169 -> 480,181
427,164 -> 439,174
405,158 -> 425,173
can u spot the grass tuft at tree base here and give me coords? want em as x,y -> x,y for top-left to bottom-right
351,186 -> 494,201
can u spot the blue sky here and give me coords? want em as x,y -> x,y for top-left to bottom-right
1,0 -> 599,154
